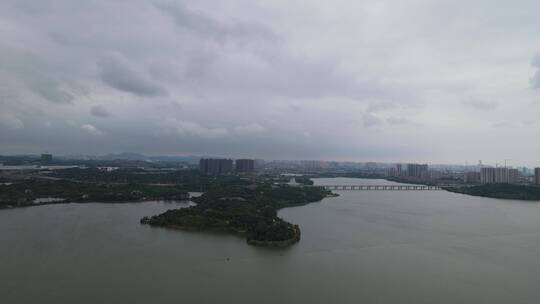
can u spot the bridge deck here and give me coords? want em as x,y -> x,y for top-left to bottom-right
315,185 -> 441,191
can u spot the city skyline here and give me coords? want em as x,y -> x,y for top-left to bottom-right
2,1 -> 540,165
2,151 -> 539,170
0,151 -> 540,171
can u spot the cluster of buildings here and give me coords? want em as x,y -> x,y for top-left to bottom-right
9,152 -> 540,187
41,154 -> 53,162
464,172 -> 481,183
386,163 -> 429,179
479,167 -> 520,184
406,164 -> 429,178
199,158 -> 256,175
386,162 -> 540,186
462,167 -> 540,185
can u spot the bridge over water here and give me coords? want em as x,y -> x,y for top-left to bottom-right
315,185 -> 442,191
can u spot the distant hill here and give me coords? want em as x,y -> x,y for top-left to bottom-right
61,152 -> 206,164
102,152 -> 148,161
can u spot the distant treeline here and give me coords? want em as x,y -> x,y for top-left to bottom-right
49,168 -> 248,191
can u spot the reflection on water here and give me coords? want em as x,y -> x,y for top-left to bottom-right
1,178 -> 540,304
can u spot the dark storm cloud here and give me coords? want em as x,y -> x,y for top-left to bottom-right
99,55 -> 167,97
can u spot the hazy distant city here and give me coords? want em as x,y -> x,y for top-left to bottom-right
2,152 -> 540,186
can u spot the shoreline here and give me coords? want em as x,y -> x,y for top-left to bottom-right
0,197 -> 192,210
142,220 -> 302,247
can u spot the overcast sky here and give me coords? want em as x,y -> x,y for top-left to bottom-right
1,0 -> 540,166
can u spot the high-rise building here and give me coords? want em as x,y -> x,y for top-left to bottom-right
386,167 -> 397,177
199,159 -> 233,175
481,167 -> 519,184
386,164 -> 403,177
481,167 -> 495,184
535,168 -> 540,185
464,172 -> 481,183
236,159 -> 255,173
406,164 -> 428,178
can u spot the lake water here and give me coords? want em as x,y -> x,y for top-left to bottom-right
2,178 -> 540,303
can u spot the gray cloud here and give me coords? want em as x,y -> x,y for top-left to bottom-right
0,112 -> 24,129
81,123 -> 103,135
90,105 -> 111,118
461,99 -> 498,111
155,1 -> 278,43
387,117 -> 415,125
493,121 -> 515,128
161,118 -> 229,139
531,53 -> 540,89
233,123 -> 265,135
362,113 -> 382,128
29,77 -> 74,104
0,50 -> 74,104
99,55 -> 167,97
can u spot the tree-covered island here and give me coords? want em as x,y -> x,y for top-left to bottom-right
141,182 -> 332,247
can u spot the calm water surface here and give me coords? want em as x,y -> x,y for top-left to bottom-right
2,178 -> 540,303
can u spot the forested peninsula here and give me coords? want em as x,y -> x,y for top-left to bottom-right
141,182 -> 332,247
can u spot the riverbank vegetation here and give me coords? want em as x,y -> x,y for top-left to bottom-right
0,180 -> 189,208
141,182 -> 331,247
445,184 -> 540,201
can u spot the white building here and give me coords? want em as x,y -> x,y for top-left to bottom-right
481,167 -> 519,184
